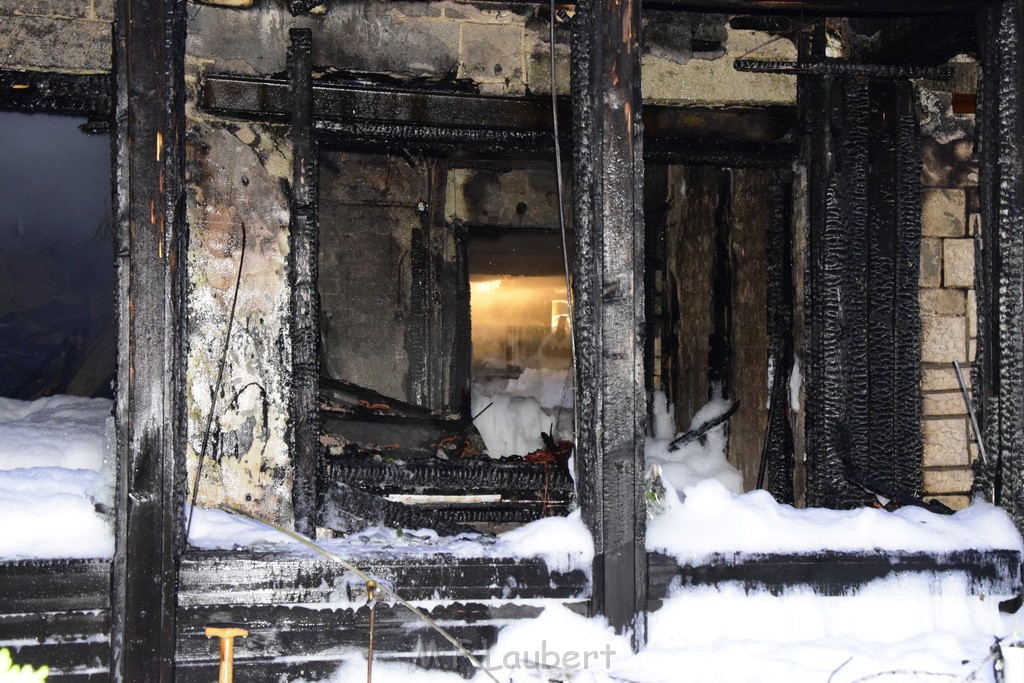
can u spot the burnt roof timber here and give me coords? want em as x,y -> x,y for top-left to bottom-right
201,73 -> 798,166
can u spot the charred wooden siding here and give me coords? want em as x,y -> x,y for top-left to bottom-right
803,50 -> 924,507
0,559 -> 111,681
174,552 -> 588,679
975,0 -> 1024,526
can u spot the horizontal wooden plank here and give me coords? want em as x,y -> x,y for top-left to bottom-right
0,560 -> 110,614
179,552 -> 589,606
0,611 -> 109,643
648,549 -> 1024,604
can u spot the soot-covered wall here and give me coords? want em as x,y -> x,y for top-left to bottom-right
181,0 -> 799,523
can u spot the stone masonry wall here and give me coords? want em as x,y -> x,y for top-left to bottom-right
0,0 -> 112,73
918,64 -> 980,510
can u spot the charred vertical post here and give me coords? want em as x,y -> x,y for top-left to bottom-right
892,81 -> 924,496
975,0 -> 1024,524
569,0 -> 647,646
110,0 -> 187,676
802,24 -> 848,507
764,170 -> 795,502
288,29 -> 321,536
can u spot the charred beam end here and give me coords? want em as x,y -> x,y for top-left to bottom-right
288,29 -> 322,537
0,70 -> 111,125
735,59 -> 954,81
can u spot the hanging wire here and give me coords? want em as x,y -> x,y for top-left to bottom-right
735,14 -> 826,62
550,3 -> 577,444
186,222 -> 247,541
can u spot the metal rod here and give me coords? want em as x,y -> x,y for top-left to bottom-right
953,360 -> 989,466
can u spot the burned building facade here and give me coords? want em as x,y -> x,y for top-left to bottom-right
1,0 -> 1023,678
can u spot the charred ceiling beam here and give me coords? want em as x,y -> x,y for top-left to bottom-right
570,0 -> 647,648
201,74 -> 797,165
110,0 -> 187,676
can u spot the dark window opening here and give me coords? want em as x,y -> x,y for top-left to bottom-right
0,112 -> 114,399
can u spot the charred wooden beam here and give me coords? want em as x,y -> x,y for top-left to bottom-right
974,0 -> 1024,525
110,0 -> 187,676
570,0 -> 647,647
288,29 -> 322,537
735,59 -> 954,80
0,69 -> 110,123
200,74 -> 797,161
648,549 -> 1023,608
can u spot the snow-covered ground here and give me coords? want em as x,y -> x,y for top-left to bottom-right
0,395 -> 114,559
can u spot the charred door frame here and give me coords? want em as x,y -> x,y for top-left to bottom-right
111,0 -> 188,677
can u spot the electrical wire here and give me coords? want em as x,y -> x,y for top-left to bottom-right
219,505 -> 501,683
186,222 -> 246,541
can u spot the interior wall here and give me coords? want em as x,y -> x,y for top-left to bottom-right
319,152 -> 424,402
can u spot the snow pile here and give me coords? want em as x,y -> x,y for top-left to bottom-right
0,396 -> 115,560
648,478 -> 1023,565
645,397 -> 743,495
188,507 -> 594,575
472,368 -> 573,457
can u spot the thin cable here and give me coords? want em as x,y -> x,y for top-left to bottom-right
735,15 -> 825,62
550,3 -> 577,442
186,222 -> 247,541
218,505 -> 501,683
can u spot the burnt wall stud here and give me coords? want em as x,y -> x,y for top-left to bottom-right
569,0 -> 647,647
110,0 -> 188,677
288,29 -> 322,536
976,0 -> 1024,524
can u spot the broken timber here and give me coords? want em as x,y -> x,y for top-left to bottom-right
570,0 -> 647,648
